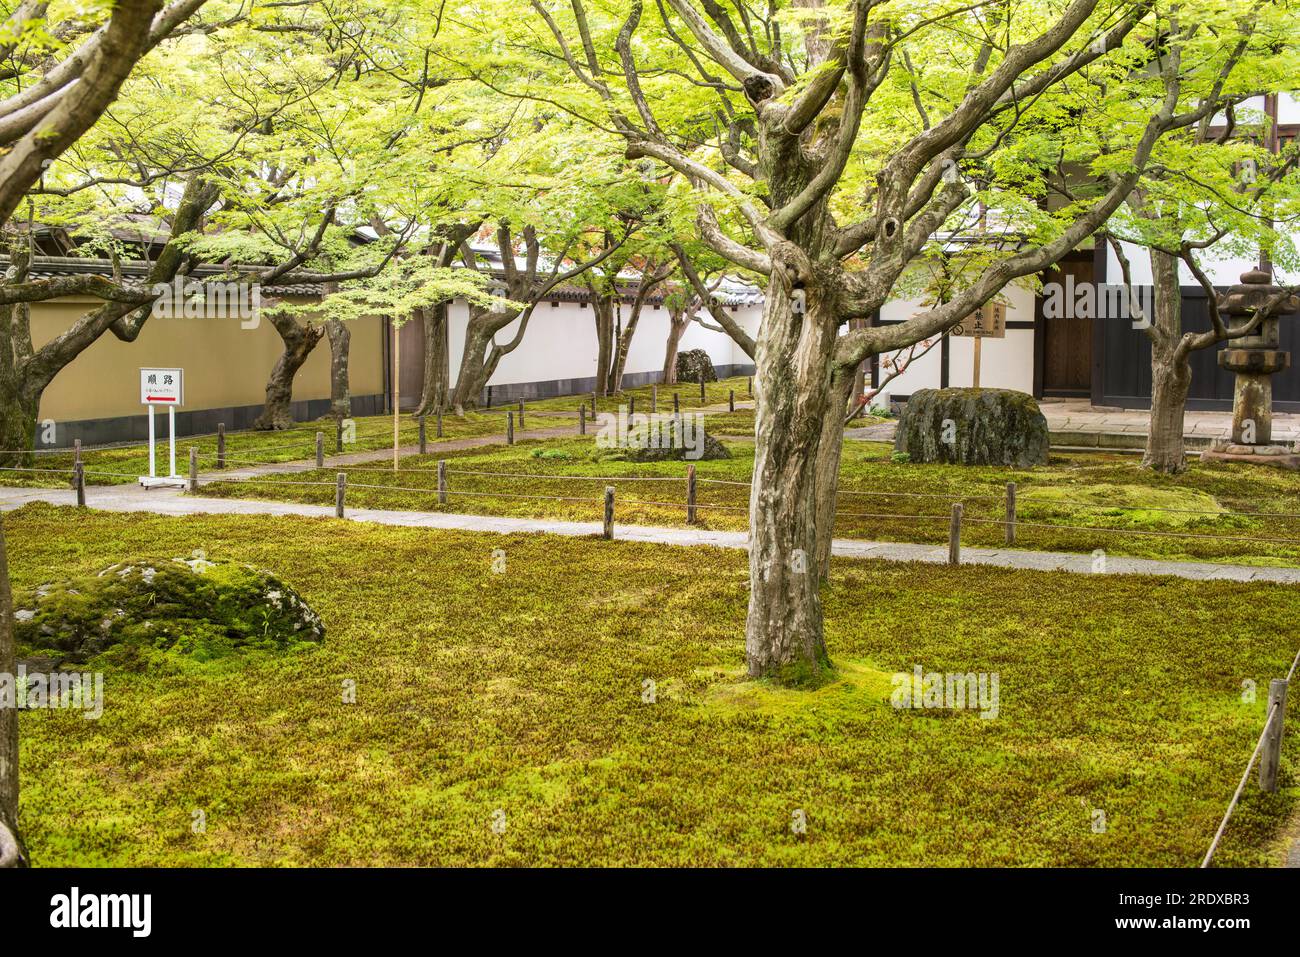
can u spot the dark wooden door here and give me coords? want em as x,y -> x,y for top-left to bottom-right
1042,257 -> 1093,394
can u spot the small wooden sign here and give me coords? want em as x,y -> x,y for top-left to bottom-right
951,302 -> 1006,338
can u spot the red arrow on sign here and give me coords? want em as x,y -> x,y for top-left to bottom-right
145,396 -> 178,402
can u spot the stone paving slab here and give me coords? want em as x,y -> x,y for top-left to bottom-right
5,484 -> 1298,586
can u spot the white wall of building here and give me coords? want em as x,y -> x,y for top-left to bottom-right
443,298 -> 762,391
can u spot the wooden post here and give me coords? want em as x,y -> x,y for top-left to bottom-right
506,411 -> 514,445
335,416 -> 343,453
973,335 -> 982,389
315,431 -> 324,469
603,486 -> 614,540
518,398 -> 525,430
74,461 -> 85,507
437,460 -> 447,505
335,473 -> 346,518
70,439 -> 81,489
699,374 -> 706,403
686,464 -> 697,524
628,396 -> 635,422
579,404 -> 586,435
188,447 -> 198,492
948,503 -> 963,565
1005,482 -> 1016,545
747,375 -> 752,396
1259,678 -> 1288,792
728,389 -> 735,412
591,391 -> 597,416
217,424 -> 226,469
418,415 -> 427,455
436,408 -> 443,438
651,385 -> 657,413
393,318 -> 400,473
486,385 -> 493,408
673,392 -> 680,414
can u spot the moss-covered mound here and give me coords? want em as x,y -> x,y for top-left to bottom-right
1019,483 -> 1226,529
894,387 -> 1049,466
593,427 -> 731,462
14,557 -> 324,663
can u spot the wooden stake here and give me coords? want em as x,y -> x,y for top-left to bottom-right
315,431 -> 324,469
728,389 -> 735,412
216,426 -> 225,469
507,411 -> 514,445
74,461 -> 85,507
651,385 -> 657,413
673,392 -> 680,414
437,460 -> 447,505
1005,482 -> 1016,545
188,447 -> 198,493
71,439 -> 81,489
948,503 -> 963,565
1259,678 -> 1288,792
436,408 -> 443,438
518,398 -> 525,430
335,416 -> 343,453
393,319 -> 400,472
335,473 -> 346,518
418,415 -> 427,455
579,404 -> 586,435
686,464 -> 697,524
603,486 -> 614,540
699,374 -> 706,403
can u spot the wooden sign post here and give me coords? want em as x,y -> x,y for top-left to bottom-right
951,302 -> 1006,388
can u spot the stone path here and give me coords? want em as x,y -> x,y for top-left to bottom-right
5,483 -> 1298,585
847,397 -> 1300,450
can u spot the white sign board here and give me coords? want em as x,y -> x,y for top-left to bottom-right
140,368 -> 183,405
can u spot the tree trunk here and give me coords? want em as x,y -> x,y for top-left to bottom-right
254,314 -> 324,430
0,513 -> 26,867
325,319 -> 351,421
662,306 -> 687,384
813,374 -> 855,581
416,303 -> 450,415
1141,250 -> 1190,473
745,280 -> 837,682
593,295 -> 615,395
451,320 -> 490,414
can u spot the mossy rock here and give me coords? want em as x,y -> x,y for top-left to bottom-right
894,388 -> 1049,467
675,348 -> 717,385
13,557 -> 325,664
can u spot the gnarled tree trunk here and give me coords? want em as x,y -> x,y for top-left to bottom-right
1142,250 -> 1191,473
592,294 -> 615,395
746,278 -> 837,682
813,373 -> 855,581
325,319 -> 351,421
416,303 -> 450,415
255,314 -> 324,430
662,304 -> 688,384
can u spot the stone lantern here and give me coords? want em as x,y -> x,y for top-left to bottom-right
1204,269 -> 1300,467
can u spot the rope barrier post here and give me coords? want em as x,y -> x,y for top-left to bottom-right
687,464 -> 697,524
436,408 -> 443,438
699,373 -> 706,404
315,431 -> 324,469
603,486 -> 615,540
188,447 -> 198,493
1005,482 -> 1016,545
335,473 -> 346,518
74,461 -> 85,507
748,375 -> 752,396
418,415 -> 427,455
673,392 -> 679,414
506,411 -> 514,446
335,416 -> 343,453
651,385 -> 657,413
518,399 -> 525,430
628,396 -> 635,421
729,389 -> 735,412
438,460 -> 448,505
949,503 -> 963,565
579,404 -> 586,435
70,439 -> 81,489
1259,678 -> 1288,792
591,391 -> 597,416
217,424 -> 226,469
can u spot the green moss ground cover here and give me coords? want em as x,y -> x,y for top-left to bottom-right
202,435 -> 1300,566
7,503 -> 1296,866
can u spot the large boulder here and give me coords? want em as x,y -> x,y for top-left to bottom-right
894,388 -> 1049,466
675,348 -> 717,385
14,557 -> 325,664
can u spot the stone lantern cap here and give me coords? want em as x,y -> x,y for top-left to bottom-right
1217,269 -> 1300,319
